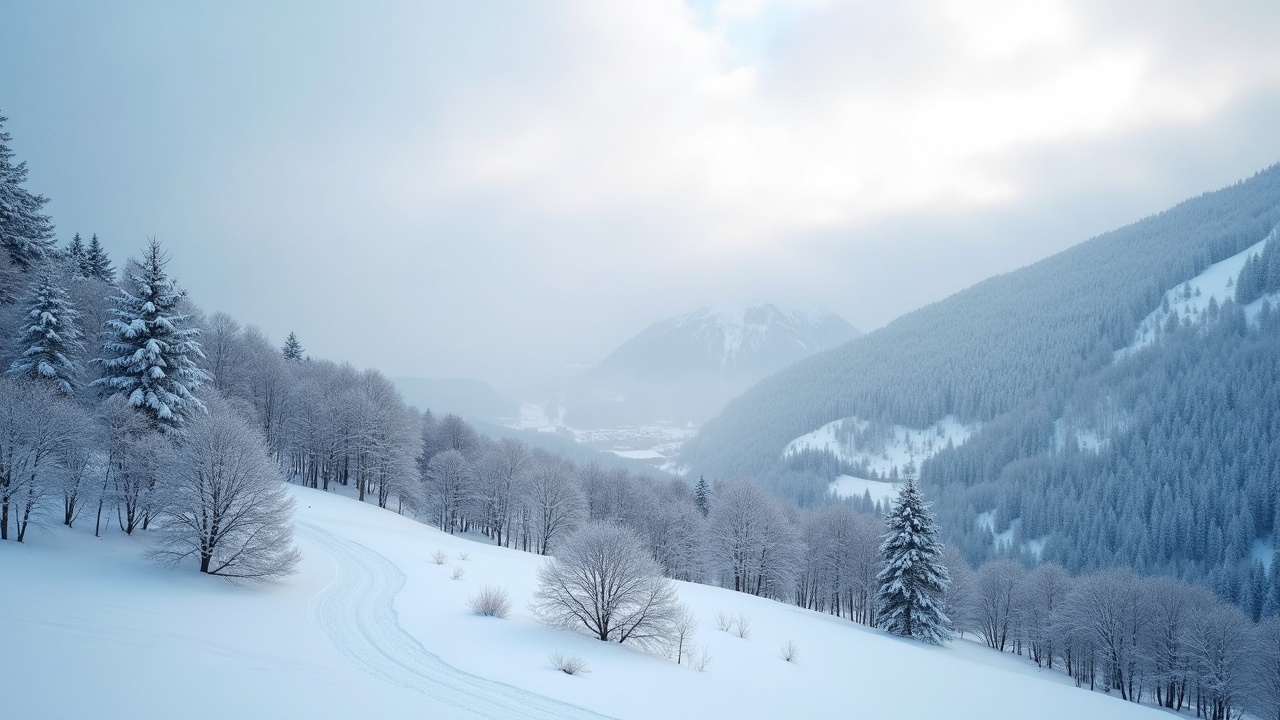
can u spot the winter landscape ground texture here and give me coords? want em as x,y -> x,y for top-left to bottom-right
3,485 -> 1166,720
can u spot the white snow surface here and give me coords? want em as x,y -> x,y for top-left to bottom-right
786,414 -> 978,478
1118,225 -> 1278,359
1,485 -> 1169,720
829,475 -> 900,503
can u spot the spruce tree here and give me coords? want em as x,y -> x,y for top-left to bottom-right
281,331 -> 304,361
7,272 -> 83,395
84,234 -> 115,283
694,476 -> 710,517
876,476 -> 951,644
0,113 -> 57,270
67,233 -> 87,276
95,238 -> 210,433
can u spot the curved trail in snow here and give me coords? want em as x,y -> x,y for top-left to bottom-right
298,521 -> 613,720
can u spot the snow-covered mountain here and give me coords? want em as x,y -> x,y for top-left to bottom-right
559,303 -> 860,427
595,303 -> 860,382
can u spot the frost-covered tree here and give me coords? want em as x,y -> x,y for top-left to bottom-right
1020,562 -> 1071,669
95,238 -> 210,433
281,331 -> 304,361
1251,616 -> 1280,720
706,480 -> 801,599
0,378 -> 89,541
694,475 -> 709,517
875,477 -> 950,644
972,559 -> 1025,652
67,233 -> 86,275
0,113 -> 57,271
148,400 -> 299,580
532,521 -> 681,651
83,234 -> 114,283
424,449 -> 474,533
523,452 -> 586,555
473,437 -> 529,547
7,272 -> 83,395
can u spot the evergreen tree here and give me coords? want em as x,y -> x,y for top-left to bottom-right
84,234 -> 115,283
694,475 -> 710,517
0,113 -> 57,270
95,238 -> 210,433
6,272 -> 83,395
281,331 -> 304,361
67,233 -> 86,276
876,476 -> 951,644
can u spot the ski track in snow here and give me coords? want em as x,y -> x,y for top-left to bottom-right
297,522 -> 613,720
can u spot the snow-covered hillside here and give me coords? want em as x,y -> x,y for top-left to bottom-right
1118,222 -> 1280,359
785,414 -> 979,479
2,486 -> 1167,720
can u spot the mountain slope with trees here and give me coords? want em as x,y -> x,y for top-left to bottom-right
683,162 -> 1280,596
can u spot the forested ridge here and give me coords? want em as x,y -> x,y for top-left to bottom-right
683,162 -> 1280,597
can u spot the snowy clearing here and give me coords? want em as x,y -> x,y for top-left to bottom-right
1,485 -> 1168,719
829,474 -> 900,503
1118,223 -> 1278,359
785,414 -> 979,478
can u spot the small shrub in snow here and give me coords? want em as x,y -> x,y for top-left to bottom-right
690,644 -> 712,672
458,551 -> 470,561
731,613 -> 751,639
715,611 -> 733,632
671,604 -> 697,665
468,585 -> 512,618
550,652 -> 589,675
451,567 -> 466,581
432,549 -> 448,565
781,639 -> 798,662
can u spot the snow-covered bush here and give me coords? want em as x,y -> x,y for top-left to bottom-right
532,522 -> 681,651
467,585 -> 512,618
550,652 -> 588,675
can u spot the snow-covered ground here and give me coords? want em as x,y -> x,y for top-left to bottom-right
1,486 -> 1168,720
786,415 -> 979,478
829,474 -> 900,503
1118,224 -> 1279,359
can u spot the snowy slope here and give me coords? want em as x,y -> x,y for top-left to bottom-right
1,486 -> 1168,720
785,414 -> 979,478
1118,223 -> 1280,358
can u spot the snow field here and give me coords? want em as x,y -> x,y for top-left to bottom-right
2,485 -> 1169,719
1118,224 -> 1279,359
786,414 -> 979,478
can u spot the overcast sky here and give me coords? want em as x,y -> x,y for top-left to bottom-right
3,0 -> 1280,391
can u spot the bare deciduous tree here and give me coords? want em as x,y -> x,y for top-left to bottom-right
148,402 -> 300,581
532,521 -> 681,652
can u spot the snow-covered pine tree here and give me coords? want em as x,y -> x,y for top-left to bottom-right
875,476 -> 951,644
281,331 -> 304,361
694,475 -> 710,517
84,234 -> 115,283
7,272 -> 84,395
95,238 -> 210,433
0,113 -> 57,271
67,233 -> 87,275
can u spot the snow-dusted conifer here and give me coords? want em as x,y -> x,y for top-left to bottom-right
694,475 -> 709,517
876,476 -> 951,644
67,233 -> 87,275
0,114 -> 57,270
7,272 -> 83,395
281,331 -> 304,361
95,238 -> 210,433
83,234 -> 114,283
